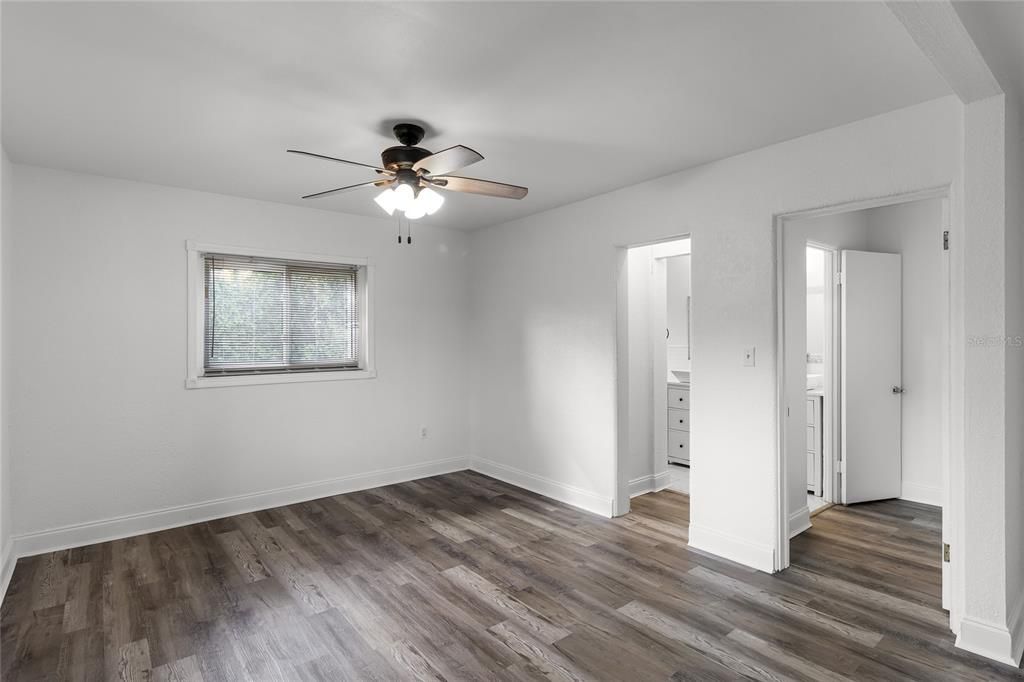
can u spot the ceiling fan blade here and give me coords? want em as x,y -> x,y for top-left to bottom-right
413,145 -> 484,176
301,179 -> 390,200
287,149 -> 390,174
431,175 -> 528,200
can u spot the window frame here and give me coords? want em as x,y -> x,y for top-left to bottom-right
186,241 -> 375,389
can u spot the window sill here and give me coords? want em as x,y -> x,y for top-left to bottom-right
185,368 -> 377,389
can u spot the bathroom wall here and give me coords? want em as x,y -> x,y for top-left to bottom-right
626,246 -> 656,486
805,246 -> 828,388
666,254 -> 691,374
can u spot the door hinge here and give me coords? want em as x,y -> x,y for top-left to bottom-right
943,230 -> 950,251
834,271 -> 845,286
943,543 -> 951,562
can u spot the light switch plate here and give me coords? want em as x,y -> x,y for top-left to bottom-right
743,346 -> 756,367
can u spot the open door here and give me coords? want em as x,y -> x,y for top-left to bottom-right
841,250 -> 902,504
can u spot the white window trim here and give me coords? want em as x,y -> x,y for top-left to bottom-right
185,240 -> 376,389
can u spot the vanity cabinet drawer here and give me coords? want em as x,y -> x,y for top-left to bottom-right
668,387 -> 690,409
668,408 -> 690,432
669,429 -> 690,459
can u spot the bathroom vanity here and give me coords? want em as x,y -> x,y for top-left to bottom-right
807,391 -> 823,495
668,376 -> 690,465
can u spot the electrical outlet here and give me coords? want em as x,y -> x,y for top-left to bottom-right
420,427 -> 428,439
743,346 -> 756,367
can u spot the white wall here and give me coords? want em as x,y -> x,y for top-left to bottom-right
947,19 -> 1024,650
863,198 -> 945,506
469,96 -> 962,569
0,149 -> 11,585
7,164 -> 473,549
942,6 -> 1024,661
949,9 -> 1024,660
666,255 -> 691,373
626,246 -> 654,486
1001,93 -> 1024,664
958,94 -> 1009,656
806,248 -> 826,371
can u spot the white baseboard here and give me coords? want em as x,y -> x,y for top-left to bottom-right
900,481 -> 944,508
688,523 -> 775,574
11,456 -> 470,559
957,613 -> 1022,667
1009,594 -> 1024,666
628,470 -> 673,498
469,457 -> 613,518
0,539 -> 14,603
788,506 -> 812,538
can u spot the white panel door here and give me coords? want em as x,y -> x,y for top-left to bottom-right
841,250 -> 902,504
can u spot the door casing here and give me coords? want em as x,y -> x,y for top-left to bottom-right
773,186 -> 956,631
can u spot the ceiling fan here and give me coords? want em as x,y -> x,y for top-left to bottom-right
287,123 -> 528,221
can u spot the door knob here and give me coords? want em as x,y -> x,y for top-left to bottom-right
891,386 -> 905,394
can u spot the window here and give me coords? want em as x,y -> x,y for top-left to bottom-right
187,243 -> 374,387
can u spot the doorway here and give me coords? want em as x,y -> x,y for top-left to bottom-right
805,242 -> 836,513
776,190 -> 953,621
615,236 -> 692,518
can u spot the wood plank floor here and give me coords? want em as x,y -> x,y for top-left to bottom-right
2,471 -> 1021,680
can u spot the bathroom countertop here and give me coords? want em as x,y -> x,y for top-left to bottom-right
668,370 -> 690,387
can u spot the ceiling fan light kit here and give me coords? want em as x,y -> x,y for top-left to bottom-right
374,185 -> 444,219
287,122 -> 528,241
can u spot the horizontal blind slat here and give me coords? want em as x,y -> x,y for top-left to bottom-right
203,253 -> 361,374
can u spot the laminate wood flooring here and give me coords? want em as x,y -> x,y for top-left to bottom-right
2,472 -> 1021,680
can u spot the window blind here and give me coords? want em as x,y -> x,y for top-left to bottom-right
203,254 -> 361,375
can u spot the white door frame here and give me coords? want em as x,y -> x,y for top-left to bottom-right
614,233 -> 692,518
773,186 -> 958,632
806,241 -> 838,504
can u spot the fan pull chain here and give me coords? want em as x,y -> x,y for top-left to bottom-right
395,216 -> 414,246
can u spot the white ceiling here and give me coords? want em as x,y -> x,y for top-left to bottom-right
2,2 -> 950,231
953,1 -> 1024,107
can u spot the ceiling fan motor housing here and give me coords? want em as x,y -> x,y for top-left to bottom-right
381,145 -> 431,171
381,122 -> 431,171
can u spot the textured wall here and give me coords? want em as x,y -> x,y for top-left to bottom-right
1001,93 -> 1024,663
960,95 -> 1008,633
0,149 -> 11,578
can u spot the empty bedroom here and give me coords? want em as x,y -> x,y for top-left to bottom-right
1,1 -> 1022,679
